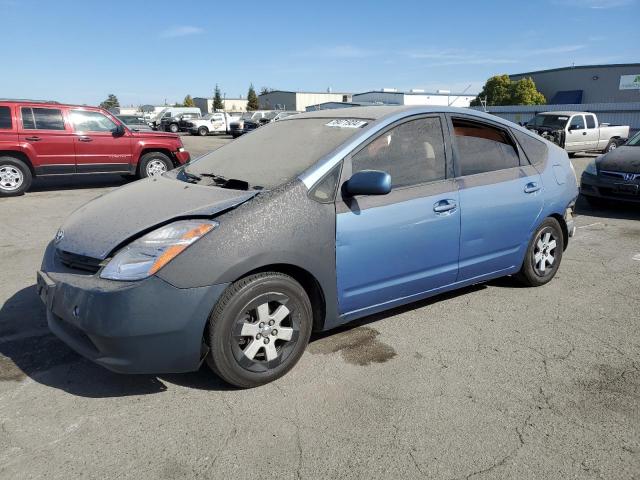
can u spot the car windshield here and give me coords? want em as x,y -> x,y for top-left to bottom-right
626,131 -> 640,146
528,114 -> 570,130
184,118 -> 369,189
202,114 -> 214,120
263,111 -> 279,120
240,112 -> 256,120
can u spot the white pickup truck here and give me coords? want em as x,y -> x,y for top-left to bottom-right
526,111 -> 629,154
188,112 -> 241,136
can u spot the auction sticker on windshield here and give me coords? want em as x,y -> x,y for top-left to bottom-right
325,119 -> 368,129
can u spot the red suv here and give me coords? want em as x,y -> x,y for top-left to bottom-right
0,99 -> 190,196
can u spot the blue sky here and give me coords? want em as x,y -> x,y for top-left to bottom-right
1,0 -> 638,106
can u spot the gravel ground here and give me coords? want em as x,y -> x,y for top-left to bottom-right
0,145 -> 639,480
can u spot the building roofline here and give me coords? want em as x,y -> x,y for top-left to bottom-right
353,90 -> 477,97
258,90 -> 352,96
510,63 -> 640,77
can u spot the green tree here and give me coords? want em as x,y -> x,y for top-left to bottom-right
213,84 -> 224,111
470,75 -> 512,106
509,77 -> 546,105
99,94 -> 120,110
471,74 -> 546,106
183,94 -> 195,107
246,84 -> 259,111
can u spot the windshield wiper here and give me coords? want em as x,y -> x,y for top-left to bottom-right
200,172 -> 252,191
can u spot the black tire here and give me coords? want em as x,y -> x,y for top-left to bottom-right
198,126 -> 208,136
604,139 -> 618,153
568,152 -> 577,158
137,152 -> 173,179
0,156 -> 32,197
516,218 -> 564,287
206,272 -> 313,388
169,123 -> 179,133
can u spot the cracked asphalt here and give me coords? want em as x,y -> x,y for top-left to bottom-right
0,140 -> 639,479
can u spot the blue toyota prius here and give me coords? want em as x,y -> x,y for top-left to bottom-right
38,106 -> 579,387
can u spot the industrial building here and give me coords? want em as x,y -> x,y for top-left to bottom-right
509,63 -> 640,104
352,89 -> 476,108
258,90 -> 352,112
193,97 -> 249,113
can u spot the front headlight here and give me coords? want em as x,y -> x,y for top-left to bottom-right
100,220 -> 218,281
584,160 -> 598,176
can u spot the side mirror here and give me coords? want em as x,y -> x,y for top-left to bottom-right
343,170 -> 391,197
113,124 -> 126,137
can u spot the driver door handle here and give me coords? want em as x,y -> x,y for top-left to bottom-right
25,136 -> 41,141
78,136 -> 93,142
433,199 -> 457,214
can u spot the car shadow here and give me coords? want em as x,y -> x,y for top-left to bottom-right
29,174 -> 134,193
1,279 -> 516,397
574,194 -> 640,221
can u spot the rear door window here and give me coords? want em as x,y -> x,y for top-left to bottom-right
21,107 -> 66,130
452,118 -> 520,176
586,115 -> 596,129
0,106 -> 11,129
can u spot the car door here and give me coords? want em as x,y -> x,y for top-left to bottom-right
565,114 -> 586,151
211,113 -> 226,132
335,115 -> 460,317
68,109 -> 132,173
18,106 -> 76,174
448,115 -> 543,281
583,114 -> 599,151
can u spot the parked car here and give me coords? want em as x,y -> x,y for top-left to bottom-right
228,111 -> 270,138
150,107 -> 201,130
243,110 -> 299,133
188,112 -> 241,136
116,115 -> 153,131
580,129 -> 640,205
526,111 -> 629,154
160,112 -> 202,133
37,106 -> 577,387
0,99 -> 190,196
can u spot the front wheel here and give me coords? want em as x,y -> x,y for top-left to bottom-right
516,218 -> 564,287
198,126 -> 208,136
206,273 -> 313,388
138,152 -> 173,179
169,123 -> 179,133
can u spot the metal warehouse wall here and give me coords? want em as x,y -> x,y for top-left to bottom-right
470,103 -> 640,134
510,65 -> 640,104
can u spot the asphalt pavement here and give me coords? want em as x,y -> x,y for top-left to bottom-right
0,143 -> 639,480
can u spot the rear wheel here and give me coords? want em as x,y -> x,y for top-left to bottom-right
198,126 -> 208,136
138,152 -> 172,179
516,218 -> 564,287
604,139 -> 618,153
0,157 -> 32,197
206,272 -> 313,388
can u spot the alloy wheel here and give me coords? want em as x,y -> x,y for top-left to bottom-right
0,165 -> 24,192
231,293 -> 299,373
533,228 -> 557,276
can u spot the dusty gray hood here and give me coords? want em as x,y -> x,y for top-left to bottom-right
56,176 -> 257,260
597,146 -> 640,174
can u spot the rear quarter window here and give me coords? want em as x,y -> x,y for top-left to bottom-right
21,107 -> 66,130
512,129 -> 548,166
0,106 -> 12,129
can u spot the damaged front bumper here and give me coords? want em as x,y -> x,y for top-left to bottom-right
38,243 -> 228,374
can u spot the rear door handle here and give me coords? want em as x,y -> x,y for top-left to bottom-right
524,182 -> 541,194
25,136 -> 41,141
433,199 -> 457,214
78,136 -> 93,142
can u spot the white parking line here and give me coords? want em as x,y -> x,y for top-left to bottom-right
633,254 -> 640,261
576,222 -> 604,229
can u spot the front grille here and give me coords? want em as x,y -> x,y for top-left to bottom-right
56,249 -> 102,273
600,170 -> 640,181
